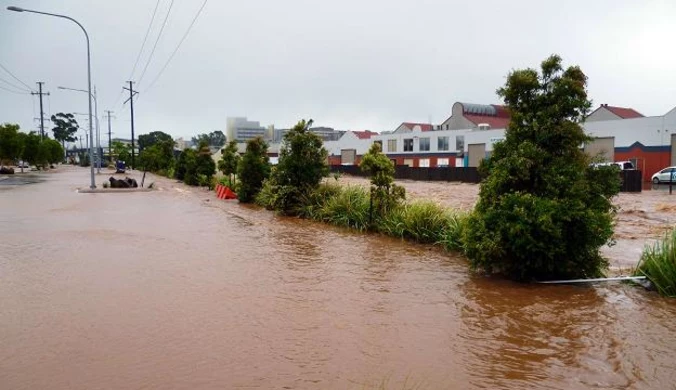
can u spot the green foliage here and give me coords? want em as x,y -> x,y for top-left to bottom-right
21,132 -> 42,167
378,201 -> 467,248
635,228 -> 676,297
218,140 -> 240,187
319,185 -> 372,231
111,141 -> 130,163
0,123 -> 23,166
361,142 -> 405,218
50,113 -> 78,151
263,119 -> 329,213
43,139 -> 64,164
138,131 -> 174,152
463,55 -> 620,281
192,130 -> 226,148
174,146 -> 214,187
237,137 -> 270,203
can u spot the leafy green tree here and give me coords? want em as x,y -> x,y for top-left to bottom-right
50,113 -> 78,153
463,54 -> 620,281
111,141 -> 130,163
175,148 -> 197,182
0,123 -> 23,167
218,140 -> 240,187
138,144 -> 164,172
360,142 -> 405,219
191,131 -> 226,148
195,141 -> 216,187
237,137 -> 270,203
21,132 -> 43,167
43,139 -> 64,165
138,131 -> 174,152
264,119 -> 328,213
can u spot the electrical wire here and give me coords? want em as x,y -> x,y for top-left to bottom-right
136,0 -> 175,87
128,0 -> 162,81
0,84 -> 29,95
0,75 -> 31,93
0,61 -> 34,92
143,0 -> 208,94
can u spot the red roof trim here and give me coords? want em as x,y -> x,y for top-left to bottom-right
604,105 -> 644,119
353,130 -> 378,139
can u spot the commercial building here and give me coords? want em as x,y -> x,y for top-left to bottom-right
226,117 -> 273,142
273,126 -> 345,143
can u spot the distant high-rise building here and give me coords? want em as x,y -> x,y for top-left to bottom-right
226,117 -> 273,142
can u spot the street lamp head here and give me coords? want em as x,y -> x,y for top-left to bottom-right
7,6 -> 25,12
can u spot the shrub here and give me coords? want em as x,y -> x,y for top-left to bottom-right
463,55 -> 620,281
319,186 -> 371,231
237,137 -> 270,203
378,201 -> 467,248
635,229 -> 676,297
265,119 -> 329,214
296,181 -> 342,220
218,140 -> 240,188
360,142 -> 405,227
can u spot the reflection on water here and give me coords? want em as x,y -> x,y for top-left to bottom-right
1,168 -> 675,390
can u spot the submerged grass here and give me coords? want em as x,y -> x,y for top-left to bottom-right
319,185 -> 371,231
635,228 -> 676,297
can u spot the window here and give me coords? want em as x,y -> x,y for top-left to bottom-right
373,140 -> 382,151
438,136 -> 449,151
387,139 -> 397,152
437,158 -> 449,167
456,135 -> 465,151
419,158 -> 430,167
446,124 -> 449,130
419,137 -> 430,151
404,138 -> 413,152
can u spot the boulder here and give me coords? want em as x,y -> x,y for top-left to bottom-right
0,167 -> 15,174
109,177 -> 130,188
125,177 -> 138,188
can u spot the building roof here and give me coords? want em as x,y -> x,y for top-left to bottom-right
594,104 -> 644,119
400,122 -> 434,132
461,103 -> 511,129
352,130 -> 378,139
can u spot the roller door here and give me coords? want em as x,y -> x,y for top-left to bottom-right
584,137 -> 614,162
467,143 -> 486,167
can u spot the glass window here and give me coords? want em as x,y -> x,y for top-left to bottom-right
438,136 -> 449,151
387,139 -> 397,152
446,124 -> 449,130
419,137 -> 430,151
437,158 -> 449,167
419,158 -> 430,167
456,135 -> 465,151
404,139 -> 413,152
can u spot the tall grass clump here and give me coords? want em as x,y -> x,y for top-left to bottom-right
296,181 -> 342,220
378,201 -> 468,250
635,228 -> 676,297
319,186 -> 371,231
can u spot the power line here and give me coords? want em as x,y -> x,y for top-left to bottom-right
0,84 -> 29,95
0,61 -> 34,92
128,0 -> 162,81
136,0 -> 176,87
0,75 -> 30,92
144,0 -> 209,94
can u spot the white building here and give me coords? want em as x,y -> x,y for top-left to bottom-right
226,117 -> 273,142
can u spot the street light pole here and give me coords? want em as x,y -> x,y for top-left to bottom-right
8,5 -> 96,189
58,85 -> 100,173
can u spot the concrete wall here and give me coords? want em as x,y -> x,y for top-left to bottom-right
438,102 -> 477,130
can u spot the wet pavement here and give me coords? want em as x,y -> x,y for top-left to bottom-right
1,167 -> 675,389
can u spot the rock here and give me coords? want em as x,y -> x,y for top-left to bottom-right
125,177 -> 138,188
0,167 -> 15,174
109,177 -> 130,188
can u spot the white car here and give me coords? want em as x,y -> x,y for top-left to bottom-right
651,166 -> 676,184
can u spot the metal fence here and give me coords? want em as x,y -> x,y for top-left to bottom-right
330,165 -> 643,192
329,165 -> 481,183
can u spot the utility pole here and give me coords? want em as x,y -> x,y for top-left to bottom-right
123,81 -> 139,169
31,81 -> 50,140
105,110 -> 115,162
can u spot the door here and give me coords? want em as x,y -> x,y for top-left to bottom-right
340,149 -> 356,165
467,143 -> 486,167
584,137 -> 615,162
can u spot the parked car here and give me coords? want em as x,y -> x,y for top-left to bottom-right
651,166 -> 676,184
15,161 -> 29,168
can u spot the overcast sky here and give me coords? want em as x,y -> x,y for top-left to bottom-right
1,0 -> 675,143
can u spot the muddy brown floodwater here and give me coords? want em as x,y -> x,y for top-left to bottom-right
1,167 -> 675,389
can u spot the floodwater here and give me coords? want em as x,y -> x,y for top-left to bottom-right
1,167 -> 675,389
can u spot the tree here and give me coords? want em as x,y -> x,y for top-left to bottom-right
191,131 -> 226,148
463,55 -> 620,281
360,142 -> 405,220
237,137 -> 270,203
51,113 -> 78,153
138,131 -> 174,152
195,141 -> 216,187
111,141 -> 130,163
218,140 -> 240,187
43,139 -> 64,165
264,119 -> 328,213
175,148 -> 197,182
21,132 -> 43,167
0,123 -> 23,167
